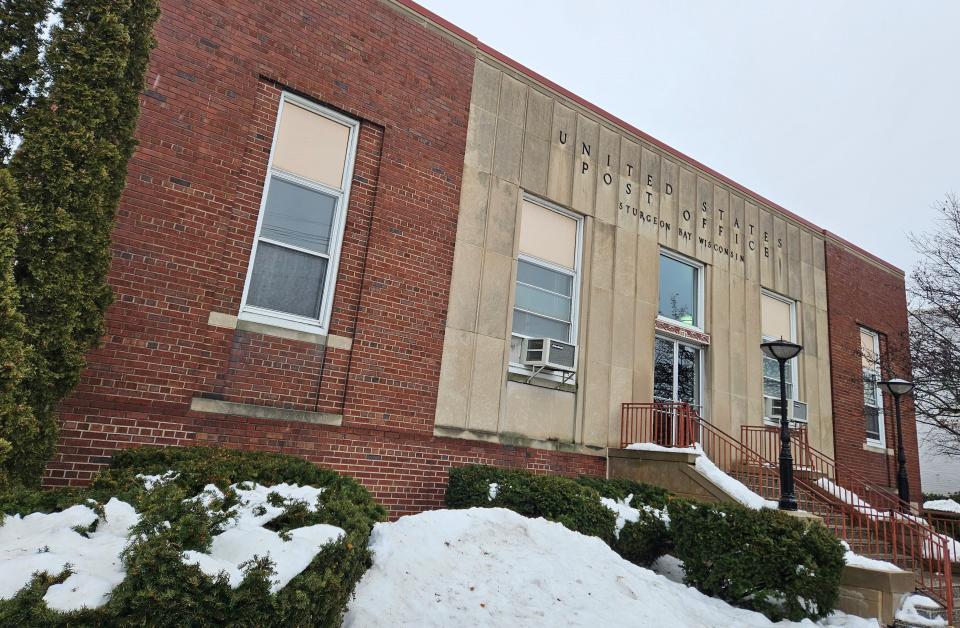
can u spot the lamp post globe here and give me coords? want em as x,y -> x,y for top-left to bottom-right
878,378 -> 915,507
761,338 -> 803,511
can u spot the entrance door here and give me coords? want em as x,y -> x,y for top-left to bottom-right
653,336 -> 702,445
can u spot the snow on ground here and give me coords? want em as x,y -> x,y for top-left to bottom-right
896,594 -> 948,627
0,498 -> 138,612
182,482 -> 343,592
626,442 -> 777,510
344,507 -> 878,628
0,480 -> 343,611
924,498 -> 960,514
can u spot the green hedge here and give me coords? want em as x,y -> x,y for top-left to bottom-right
0,446 -> 386,627
445,464 -> 617,543
667,499 -> 844,622
445,465 -> 672,565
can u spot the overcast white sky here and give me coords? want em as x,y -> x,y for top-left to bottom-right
418,0 -> 960,274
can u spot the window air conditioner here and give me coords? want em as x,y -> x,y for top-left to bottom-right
763,396 -> 808,423
520,338 -> 577,372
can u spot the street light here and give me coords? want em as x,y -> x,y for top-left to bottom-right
761,338 -> 804,511
878,378 -> 915,506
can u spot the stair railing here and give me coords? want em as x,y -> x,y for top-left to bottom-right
620,402 -> 953,618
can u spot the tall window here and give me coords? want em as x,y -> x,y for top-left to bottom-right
861,328 -> 885,445
240,93 -> 358,334
761,291 -> 798,422
658,252 -> 701,328
510,197 -> 582,362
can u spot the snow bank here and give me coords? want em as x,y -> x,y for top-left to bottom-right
924,498 -> 960,514
0,498 -> 138,612
344,507 -> 878,627
182,482 -> 343,592
896,594 -> 948,626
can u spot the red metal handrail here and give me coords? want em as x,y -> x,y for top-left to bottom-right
622,403 -> 954,619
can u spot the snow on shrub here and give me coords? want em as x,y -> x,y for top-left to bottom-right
445,465 -> 672,566
667,499 -> 844,622
0,447 -> 386,627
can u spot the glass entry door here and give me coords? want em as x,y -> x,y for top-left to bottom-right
653,336 -> 703,447
654,337 -> 701,409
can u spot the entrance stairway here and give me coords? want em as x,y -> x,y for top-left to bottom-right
621,402 -> 957,624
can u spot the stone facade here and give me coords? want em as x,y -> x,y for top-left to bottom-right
45,0 -> 920,512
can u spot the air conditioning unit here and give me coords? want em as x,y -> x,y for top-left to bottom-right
520,338 -> 577,372
763,396 -> 808,423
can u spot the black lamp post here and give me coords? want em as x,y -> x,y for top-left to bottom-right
761,338 -> 804,511
877,378 -> 915,506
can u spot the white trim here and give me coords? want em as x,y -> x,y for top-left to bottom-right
238,92 -> 360,336
860,327 -> 886,447
658,248 -> 705,331
509,194 -> 583,383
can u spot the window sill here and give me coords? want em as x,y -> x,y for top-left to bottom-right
190,397 -> 343,426
863,442 -> 893,455
207,311 -> 352,350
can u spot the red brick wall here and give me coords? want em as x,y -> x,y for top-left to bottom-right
46,0 -> 607,514
824,241 -> 921,498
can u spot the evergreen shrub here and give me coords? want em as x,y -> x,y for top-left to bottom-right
667,499 -> 844,622
0,446 -> 387,627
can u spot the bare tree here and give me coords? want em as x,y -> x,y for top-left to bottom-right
909,194 -> 960,457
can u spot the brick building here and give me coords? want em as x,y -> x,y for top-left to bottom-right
46,0 -> 919,515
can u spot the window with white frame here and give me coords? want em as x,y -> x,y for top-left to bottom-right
509,197 -> 582,368
761,291 -> 800,422
860,328 -> 885,445
239,93 -> 358,334
658,251 -> 702,328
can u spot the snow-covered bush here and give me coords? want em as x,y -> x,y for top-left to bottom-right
667,499 -> 844,622
445,464 -> 676,567
0,446 -> 386,627
446,465 -> 617,543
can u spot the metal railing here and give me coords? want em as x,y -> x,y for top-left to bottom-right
620,403 -> 954,618
739,424 -> 955,617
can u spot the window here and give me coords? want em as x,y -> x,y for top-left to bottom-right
861,328 -> 885,445
658,252 -> 701,328
239,93 -> 359,334
761,291 -> 798,422
509,197 -> 582,367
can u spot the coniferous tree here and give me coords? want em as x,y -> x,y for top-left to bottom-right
0,0 -> 52,161
0,171 -> 38,485
0,0 -> 159,486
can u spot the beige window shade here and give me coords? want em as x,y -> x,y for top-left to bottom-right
860,329 -> 878,370
761,294 -> 793,340
273,103 -> 350,189
518,200 -> 577,269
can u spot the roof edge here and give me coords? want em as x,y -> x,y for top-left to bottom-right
392,0 -> 904,277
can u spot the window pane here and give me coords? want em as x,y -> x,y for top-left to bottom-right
247,242 -> 328,319
659,254 -> 697,326
261,177 -> 336,254
653,338 -> 674,401
677,344 -> 699,405
865,407 -> 881,441
512,309 -> 570,341
515,284 -> 572,322
517,260 -> 572,296
518,200 -> 578,269
761,294 -> 792,340
273,102 -> 351,189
